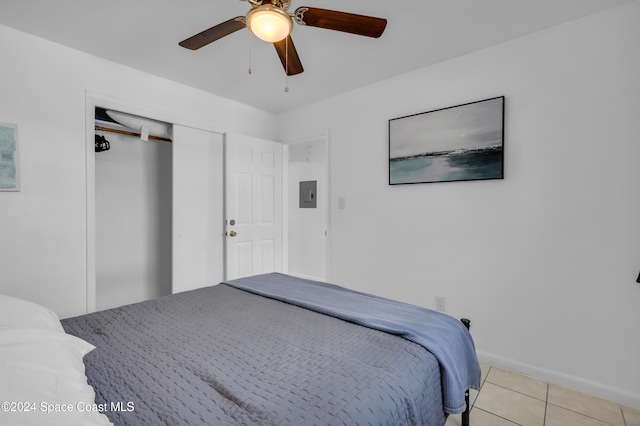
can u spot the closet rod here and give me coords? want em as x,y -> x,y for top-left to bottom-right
95,125 -> 172,143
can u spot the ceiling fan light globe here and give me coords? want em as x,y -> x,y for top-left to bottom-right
247,5 -> 293,42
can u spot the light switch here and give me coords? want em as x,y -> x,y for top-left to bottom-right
338,197 -> 346,209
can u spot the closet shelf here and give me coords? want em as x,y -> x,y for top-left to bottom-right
95,125 -> 172,143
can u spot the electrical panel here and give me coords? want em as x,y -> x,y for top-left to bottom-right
299,181 -> 317,208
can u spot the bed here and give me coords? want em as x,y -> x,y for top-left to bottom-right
1,273 -> 480,426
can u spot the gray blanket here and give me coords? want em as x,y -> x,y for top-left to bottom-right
63,284 -> 445,425
225,273 -> 481,414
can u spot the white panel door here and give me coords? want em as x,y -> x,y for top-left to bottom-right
172,125 -> 224,293
225,132 -> 282,280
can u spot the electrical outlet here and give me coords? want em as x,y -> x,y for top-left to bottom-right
435,296 -> 446,312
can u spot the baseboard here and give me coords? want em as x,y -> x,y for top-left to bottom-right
476,351 -> 640,409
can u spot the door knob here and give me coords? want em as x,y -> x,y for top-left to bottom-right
229,231 -> 237,237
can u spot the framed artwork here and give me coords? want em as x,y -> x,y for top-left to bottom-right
389,96 -> 504,185
0,122 -> 19,191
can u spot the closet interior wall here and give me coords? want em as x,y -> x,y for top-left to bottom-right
95,126 -> 172,311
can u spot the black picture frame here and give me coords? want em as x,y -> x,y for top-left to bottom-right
389,96 -> 504,185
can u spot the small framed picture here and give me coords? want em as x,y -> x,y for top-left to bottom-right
0,122 -> 19,191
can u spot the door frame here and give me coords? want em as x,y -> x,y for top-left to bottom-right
282,129 -> 331,281
84,91 -> 226,313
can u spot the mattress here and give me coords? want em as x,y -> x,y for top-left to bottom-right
62,283 -> 446,425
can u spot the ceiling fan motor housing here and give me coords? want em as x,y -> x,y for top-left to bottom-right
246,4 -> 294,42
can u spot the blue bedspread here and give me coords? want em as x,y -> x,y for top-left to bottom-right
225,273 -> 481,414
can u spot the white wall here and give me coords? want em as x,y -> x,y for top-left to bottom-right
95,131 -> 172,311
277,2 -> 640,407
0,24 -> 276,319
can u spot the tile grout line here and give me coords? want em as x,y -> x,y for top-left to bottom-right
483,380 -> 547,403
472,406 -> 523,426
544,402 -> 620,426
542,382 -> 549,426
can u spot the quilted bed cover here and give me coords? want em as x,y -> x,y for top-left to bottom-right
62,275 -> 463,425
225,273 -> 481,414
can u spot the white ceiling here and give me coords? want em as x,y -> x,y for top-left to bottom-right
1,0 -> 634,114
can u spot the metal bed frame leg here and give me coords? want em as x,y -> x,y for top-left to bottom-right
460,318 -> 471,426
461,390 -> 470,426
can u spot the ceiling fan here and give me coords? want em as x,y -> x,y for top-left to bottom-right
179,0 -> 387,76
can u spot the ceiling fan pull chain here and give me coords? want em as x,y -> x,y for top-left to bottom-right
284,36 -> 289,92
248,29 -> 253,75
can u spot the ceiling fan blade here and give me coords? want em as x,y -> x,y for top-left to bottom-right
273,36 -> 304,76
296,7 -> 387,38
179,17 -> 245,50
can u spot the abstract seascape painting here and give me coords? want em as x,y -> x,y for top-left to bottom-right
389,97 -> 504,185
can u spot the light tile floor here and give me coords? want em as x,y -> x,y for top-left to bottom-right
445,363 -> 640,426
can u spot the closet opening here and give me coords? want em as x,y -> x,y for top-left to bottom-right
94,107 -> 173,311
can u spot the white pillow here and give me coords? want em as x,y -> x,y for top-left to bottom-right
0,328 -> 112,425
0,294 -> 64,332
